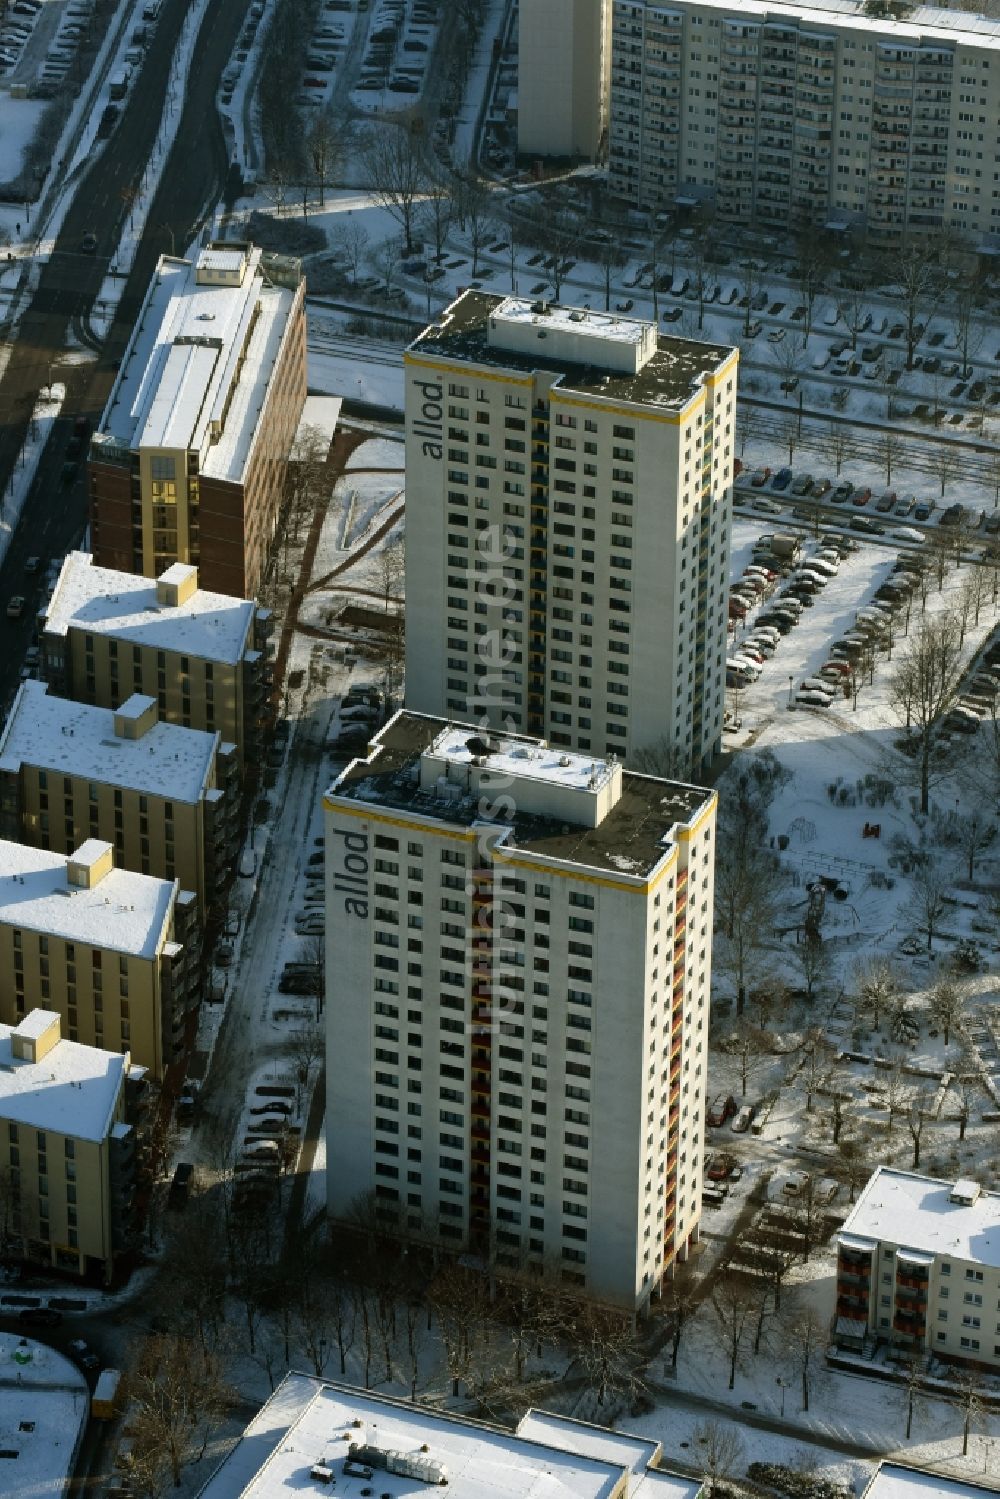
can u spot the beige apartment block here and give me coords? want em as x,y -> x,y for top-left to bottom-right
0,839 -> 199,1081
0,1010 -> 140,1283
405,292 -> 737,777
518,0 -> 612,160
0,682 -> 239,913
324,712 -> 717,1312
39,552 -> 272,777
836,1167 -> 1000,1370
609,0 -> 1000,244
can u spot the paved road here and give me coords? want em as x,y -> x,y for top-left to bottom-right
0,0 -> 253,713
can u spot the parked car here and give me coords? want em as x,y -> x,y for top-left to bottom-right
830,481 -> 853,504
731,1104 -> 754,1133
796,689 -> 832,707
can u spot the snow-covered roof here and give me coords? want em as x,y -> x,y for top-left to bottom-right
96,246 -> 298,484
0,681 -> 219,804
430,725 -> 619,795
678,0 -> 1000,49
863,1462 -> 998,1499
840,1167 -> 1000,1270
0,1016 -> 126,1142
42,552 -> 255,665
196,1376 -> 669,1499
0,839 -> 175,958
514,1413 -> 660,1479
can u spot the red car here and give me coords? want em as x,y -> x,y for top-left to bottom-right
852,488 -> 872,507
706,1153 -> 734,1181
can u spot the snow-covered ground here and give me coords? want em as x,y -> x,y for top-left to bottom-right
0,1333 -> 88,1497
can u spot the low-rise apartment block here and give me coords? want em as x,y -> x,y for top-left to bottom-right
836,1166 -> 1000,1369
0,681 -> 239,913
325,711 -> 716,1312
197,1375 -> 702,1499
405,292 -> 736,776
89,242 -> 307,598
39,552 -> 272,777
609,0 -> 1000,245
0,1009 -> 140,1283
0,838 -> 199,1081
518,0 -> 612,160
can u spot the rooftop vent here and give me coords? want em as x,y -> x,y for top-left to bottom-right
950,1179 -> 981,1206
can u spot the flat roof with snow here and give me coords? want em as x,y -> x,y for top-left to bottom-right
0,839 -> 175,957
0,681 -> 218,805
863,1462 -> 999,1499
668,0 -> 1000,49
0,1019 -> 125,1142
197,1376 -> 695,1499
840,1167 -> 1000,1270
42,553 -> 256,665
411,292 -> 733,413
95,246 -> 298,483
429,725 -> 619,796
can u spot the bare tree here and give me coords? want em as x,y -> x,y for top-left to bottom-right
897,245 -> 938,370
903,1356 -> 924,1440
594,231 -> 626,313
369,235 -> 403,292
630,735 -> 689,781
877,429 -> 903,486
421,165 -> 455,265
932,445 -> 960,499
929,978 -> 964,1046
573,1303 -> 646,1407
711,1273 -> 758,1389
840,284 -> 870,352
331,219 -> 370,284
836,1135 -> 872,1203
123,1335 -> 232,1490
455,170 -> 496,278
377,535 -> 405,613
957,1369 -> 984,1456
330,1284 -> 358,1376
540,213 -> 580,301
888,614 -> 964,814
793,225 -> 834,341
853,956 -> 898,1035
691,1420 -> 745,1492
308,112 -> 344,210
796,1029 -> 836,1111
884,1062 -> 913,1137
826,420 -> 855,476
785,1296 -> 825,1412
954,809 -> 995,883
907,857 -> 950,952
738,256 -> 763,337
907,1099 -> 928,1169
362,127 -> 428,253
953,279 -> 985,377
793,935 -> 832,1001
951,1052 -> 980,1142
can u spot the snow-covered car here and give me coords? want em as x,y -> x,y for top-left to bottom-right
795,690 -> 832,708
800,678 -> 834,697
893,527 -> 925,544
782,1170 -> 811,1197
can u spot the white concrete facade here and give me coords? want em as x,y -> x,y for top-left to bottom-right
518,0 -> 612,160
836,1167 -> 1000,1369
324,712 -> 716,1312
404,291 -> 737,778
609,0 -> 1000,244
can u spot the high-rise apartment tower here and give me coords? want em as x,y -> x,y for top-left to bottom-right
324,712 -> 716,1311
404,292 -> 736,777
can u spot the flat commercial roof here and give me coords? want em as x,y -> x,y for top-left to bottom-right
96,246 -> 298,483
863,1463 -> 999,1499
409,292 -> 733,413
197,1376 -> 694,1499
43,552 -> 256,665
0,681 -> 218,805
327,712 -> 712,881
0,839 -> 175,958
0,1018 -> 126,1142
840,1167 -> 1000,1270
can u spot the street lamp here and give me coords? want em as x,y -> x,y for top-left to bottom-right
787,674 -> 794,708
776,1376 -> 789,1417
